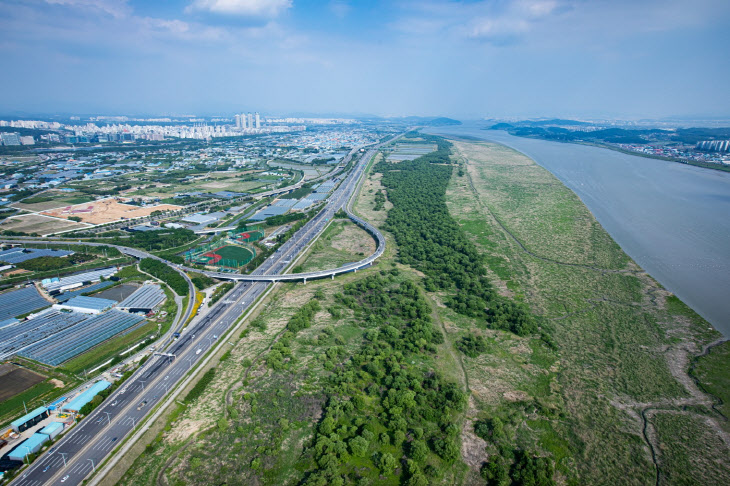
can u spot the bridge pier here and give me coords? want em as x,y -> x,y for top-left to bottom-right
303,278 -> 307,285
331,274 -> 334,280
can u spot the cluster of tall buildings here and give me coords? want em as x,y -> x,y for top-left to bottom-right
696,140 -> 730,153
234,112 -> 261,130
0,132 -> 35,146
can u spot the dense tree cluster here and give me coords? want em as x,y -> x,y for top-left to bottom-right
190,272 -> 215,290
13,254 -> 93,272
456,334 -> 488,358
103,228 -> 197,252
375,155 -> 538,337
372,190 -> 386,211
139,258 -> 189,296
480,450 -> 556,486
302,273 -> 466,485
185,368 -> 216,403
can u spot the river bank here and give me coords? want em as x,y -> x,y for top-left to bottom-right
426,125 -> 730,336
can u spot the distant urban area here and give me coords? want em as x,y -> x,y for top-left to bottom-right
489,119 -> 730,167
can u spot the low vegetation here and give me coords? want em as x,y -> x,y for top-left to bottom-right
375,156 -> 539,339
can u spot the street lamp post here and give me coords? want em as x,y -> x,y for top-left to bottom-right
59,452 -> 68,467
104,411 -> 111,425
88,458 -> 95,472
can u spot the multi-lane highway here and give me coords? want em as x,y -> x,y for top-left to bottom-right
5,135 -> 398,486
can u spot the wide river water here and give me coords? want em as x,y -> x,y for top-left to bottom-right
425,125 -> 730,336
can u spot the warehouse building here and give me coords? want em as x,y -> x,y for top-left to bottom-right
39,422 -> 64,440
53,296 -> 116,314
7,433 -> 49,461
10,406 -> 48,433
116,284 -> 165,313
250,205 -> 289,221
42,267 -> 117,293
62,380 -> 111,413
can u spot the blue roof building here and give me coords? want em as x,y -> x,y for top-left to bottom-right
7,433 -> 50,461
10,406 -> 48,433
53,296 -> 116,314
39,422 -> 64,440
62,380 -> 111,413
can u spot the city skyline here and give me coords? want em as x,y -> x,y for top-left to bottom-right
0,0 -> 728,119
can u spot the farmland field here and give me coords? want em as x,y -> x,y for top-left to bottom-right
0,364 -> 45,402
0,213 -> 91,235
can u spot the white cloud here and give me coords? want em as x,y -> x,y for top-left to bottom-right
44,0 -> 131,19
329,1 -> 350,19
186,0 -> 292,18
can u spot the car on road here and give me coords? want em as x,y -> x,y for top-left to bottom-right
111,400 -> 118,406
43,466 -> 50,472
61,475 -> 70,482
137,400 -> 148,410
196,348 -> 202,355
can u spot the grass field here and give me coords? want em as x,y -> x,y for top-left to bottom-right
691,340 -> 730,423
444,139 -> 729,483
0,213 -> 90,235
296,219 -> 375,273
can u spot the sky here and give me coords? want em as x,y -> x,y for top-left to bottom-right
0,0 -> 729,119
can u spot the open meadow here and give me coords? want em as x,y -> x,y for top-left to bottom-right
445,139 -> 730,484
295,219 -> 376,273
0,213 -> 91,235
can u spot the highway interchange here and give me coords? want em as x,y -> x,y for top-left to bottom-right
4,136 -> 396,486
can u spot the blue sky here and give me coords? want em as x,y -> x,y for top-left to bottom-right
0,0 -> 728,119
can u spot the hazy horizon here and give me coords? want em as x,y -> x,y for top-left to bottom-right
1,0 -> 729,119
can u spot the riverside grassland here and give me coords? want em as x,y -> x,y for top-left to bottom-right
447,140 -> 730,484
110,136 -> 729,486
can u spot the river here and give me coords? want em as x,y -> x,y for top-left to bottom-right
425,124 -> 730,336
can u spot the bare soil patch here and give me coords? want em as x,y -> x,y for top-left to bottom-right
0,365 -> 46,402
41,198 -> 182,225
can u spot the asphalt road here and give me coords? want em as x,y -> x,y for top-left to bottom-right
6,134 -> 399,486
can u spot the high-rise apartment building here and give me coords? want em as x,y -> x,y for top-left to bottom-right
255,112 -> 261,129
247,113 -> 253,129
0,132 -> 21,146
234,114 -> 241,128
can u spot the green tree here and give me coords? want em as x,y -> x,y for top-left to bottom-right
378,452 -> 397,475
348,436 -> 369,457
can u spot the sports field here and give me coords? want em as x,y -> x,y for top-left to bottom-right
204,245 -> 254,266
